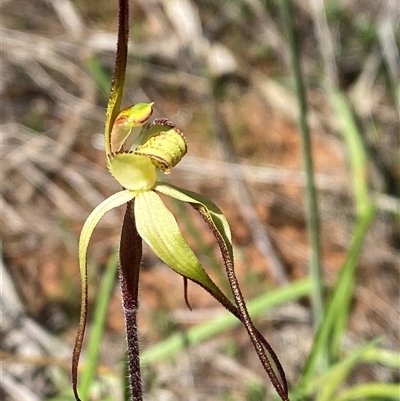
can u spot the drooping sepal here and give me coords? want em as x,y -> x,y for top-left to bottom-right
154,182 -> 289,400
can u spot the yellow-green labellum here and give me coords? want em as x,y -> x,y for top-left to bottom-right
134,128 -> 187,173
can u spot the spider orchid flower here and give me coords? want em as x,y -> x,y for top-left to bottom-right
72,1 -> 288,399
72,102 -> 289,401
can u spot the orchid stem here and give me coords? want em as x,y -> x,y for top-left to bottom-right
119,201 -> 143,400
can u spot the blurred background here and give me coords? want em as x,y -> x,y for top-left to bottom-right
1,0 -> 399,400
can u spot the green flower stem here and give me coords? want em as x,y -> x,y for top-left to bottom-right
119,201 -> 143,401
281,0 -> 324,332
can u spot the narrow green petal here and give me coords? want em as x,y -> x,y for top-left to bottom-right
134,191 -> 222,295
110,103 -> 154,153
155,183 -> 233,259
73,189 -> 136,400
110,122 -> 133,154
79,190 -> 136,289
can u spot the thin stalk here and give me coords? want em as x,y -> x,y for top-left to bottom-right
119,201 -> 143,401
281,0 -> 324,328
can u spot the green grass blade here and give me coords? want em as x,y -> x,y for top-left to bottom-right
362,347 -> 400,370
86,56 -> 112,99
78,252 -> 119,399
280,0 -> 324,334
329,204 -> 377,360
335,383 -> 400,401
123,352 -> 130,401
140,278 -> 311,365
329,89 -> 369,217
298,204 -> 376,389
312,339 -> 380,401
